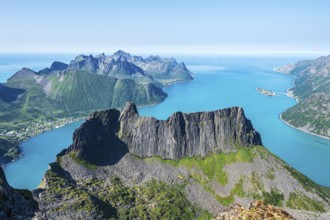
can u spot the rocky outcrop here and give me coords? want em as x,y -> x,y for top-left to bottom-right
0,138 -> 20,165
67,102 -> 262,164
213,201 -> 294,220
0,167 -> 38,219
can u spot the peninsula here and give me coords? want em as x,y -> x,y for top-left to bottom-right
274,55 -> 330,139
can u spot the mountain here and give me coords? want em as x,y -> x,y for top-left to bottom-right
64,102 -> 261,164
30,103 -> 330,219
274,55 -> 330,138
0,83 -> 25,102
0,167 -> 38,219
65,50 -> 193,84
0,51 -> 193,165
0,138 -> 20,164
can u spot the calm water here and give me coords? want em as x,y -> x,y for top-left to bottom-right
3,55 -> 330,189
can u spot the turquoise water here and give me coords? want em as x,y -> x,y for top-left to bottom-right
4,121 -> 83,188
3,55 -> 330,189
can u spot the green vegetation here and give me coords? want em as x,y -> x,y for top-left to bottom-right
262,189 -> 284,207
215,178 -> 245,205
147,146 -> 254,186
0,69 -> 166,146
284,164 -> 330,203
44,168 -> 212,219
279,57 -> 330,138
69,152 -> 97,170
286,192 -> 325,212
145,147 -> 258,206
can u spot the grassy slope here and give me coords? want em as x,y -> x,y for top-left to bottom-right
43,169 -> 212,219
52,145 -> 330,217
146,146 -> 330,212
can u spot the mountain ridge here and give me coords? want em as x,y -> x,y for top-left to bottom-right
64,102 -> 262,164
274,55 -> 330,138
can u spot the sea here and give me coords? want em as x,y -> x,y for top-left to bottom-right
1,54 -> 330,189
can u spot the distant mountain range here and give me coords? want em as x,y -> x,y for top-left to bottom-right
274,55 -> 330,138
0,51 -> 193,164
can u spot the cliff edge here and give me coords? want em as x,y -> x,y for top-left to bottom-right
66,102 -> 262,164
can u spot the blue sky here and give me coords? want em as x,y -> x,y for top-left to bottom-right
0,0 -> 329,54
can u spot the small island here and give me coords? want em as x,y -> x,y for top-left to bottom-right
256,88 -> 276,96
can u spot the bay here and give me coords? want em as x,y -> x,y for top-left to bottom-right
3,55 -> 330,189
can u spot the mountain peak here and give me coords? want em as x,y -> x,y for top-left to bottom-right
114,50 -> 132,57
50,61 -> 68,71
120,102 -> 138,118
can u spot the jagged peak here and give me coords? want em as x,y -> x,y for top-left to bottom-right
73,54 -> 93,62
68,102 -> 262,163
120,102 -> 139,118
95,53 -> 106,58
145,55 -> 162,62
50,61 -> 68,71
114,50 -> 132,57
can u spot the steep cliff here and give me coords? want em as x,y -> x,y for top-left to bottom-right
0,167 -> 38,219
67,102 -> 262,164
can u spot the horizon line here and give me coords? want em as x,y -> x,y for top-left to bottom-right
0,50 -> 329,56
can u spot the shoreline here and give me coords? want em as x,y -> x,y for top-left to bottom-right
1,116 -> 84,167
273,68 -> 330,140
279,114 -> 330,141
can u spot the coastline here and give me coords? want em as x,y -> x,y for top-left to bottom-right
1,116 -> 84,166
272,68 -> 330,139
279,114 -> 330,141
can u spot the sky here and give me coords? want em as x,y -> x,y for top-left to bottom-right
0,0 -> 330,54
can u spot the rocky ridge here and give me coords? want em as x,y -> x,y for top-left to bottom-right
0,167 -> 38,219
66,102 -> 262,163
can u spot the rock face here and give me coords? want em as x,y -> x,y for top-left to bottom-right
0,167 -> 38,219
67,102 -> 262,163
213,201 -> 294,220
0,138 -> 20,165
